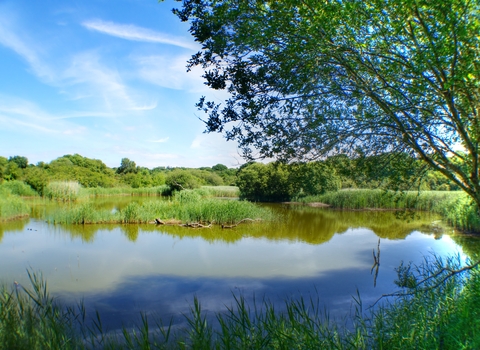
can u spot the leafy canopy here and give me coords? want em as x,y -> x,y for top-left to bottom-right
170,0 -> 480,206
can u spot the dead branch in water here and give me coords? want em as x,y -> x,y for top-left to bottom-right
222,218 -> 260,229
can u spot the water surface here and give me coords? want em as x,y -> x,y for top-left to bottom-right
0,199 -> 475,331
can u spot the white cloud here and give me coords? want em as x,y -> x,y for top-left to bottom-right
133,54 -> 207,92
0,12 -> 53,81
82,19 -> 198,50
149,137 -> 169,143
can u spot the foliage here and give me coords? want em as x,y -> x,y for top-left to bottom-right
165,169 -> 201,191
173,0 -> 480,209
0,180 -> 37,197
0,189 -> 30,221
8,156 -> 28,169
237,161 -> 340,201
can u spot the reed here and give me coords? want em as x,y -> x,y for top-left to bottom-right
80,185 -> 170,197
45,190 -> 275,225
2,257 -> 478,349
0,189 -> 30,221
200,186 -> 240,198
299,189 -> 480,232
44,181 -> 82,201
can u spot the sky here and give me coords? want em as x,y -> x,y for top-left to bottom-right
0,0 -> 242,169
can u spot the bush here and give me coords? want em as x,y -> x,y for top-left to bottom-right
0,180 -> 37,196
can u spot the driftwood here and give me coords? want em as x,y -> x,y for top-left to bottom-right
153,217 -> 260,229
221,218 -> 259,229
181,222 -> 212,228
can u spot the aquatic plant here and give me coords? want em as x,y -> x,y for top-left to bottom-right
44,181 -> 82,201
80,185 -> 170,197
299,189 -> 478,232
1,257 -> 479,349
45,192 -> 275,225
0,190 -> 30,221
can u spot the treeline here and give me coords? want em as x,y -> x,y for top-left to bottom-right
0,154 -> 236,196
237,153 -> 460,201
0,152 -> 458,200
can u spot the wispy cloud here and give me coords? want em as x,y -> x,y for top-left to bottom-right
149,137 -> 169,143
82,19 -> 197,50
0,12 -> 53,81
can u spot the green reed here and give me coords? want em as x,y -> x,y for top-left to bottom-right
200,186 -> 240,198
2,256 -> 479,349
299,189 -> 480,232
45,190 -> 275,225
0,189 -> 30,221
80,185 -> 170,197
44,181 -> 82,201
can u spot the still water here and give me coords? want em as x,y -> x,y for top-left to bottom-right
0,197 -> 477,331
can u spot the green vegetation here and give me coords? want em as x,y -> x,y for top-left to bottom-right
0,188 -> 30,221
237,161 -> 341,202
1,257 -> 478,349
44,181 -> 82,201
299,189 -> 480,232
174,0 -> 480,211
44,190 -> 275,225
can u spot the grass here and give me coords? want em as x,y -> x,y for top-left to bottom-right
44,190 -> 276,225
44,181 -> 82,201
80,185 -> 171,197
0,188 -> 30,221
200,186 -> 240,198
299,189 -> 480,232
1,256 -> 479,349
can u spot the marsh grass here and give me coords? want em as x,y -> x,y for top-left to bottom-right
0,189 -> 30,221
44,181 -> 82,201
2,257 -> 479,349
300,189 -> 479,232
80,185 -> 170,197
200,186 -> 240,198
45,190 -> 275,225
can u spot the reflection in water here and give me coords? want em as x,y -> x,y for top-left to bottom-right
0,197 -> 478,332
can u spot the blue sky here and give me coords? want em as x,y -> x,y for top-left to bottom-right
0,0 -> 241,168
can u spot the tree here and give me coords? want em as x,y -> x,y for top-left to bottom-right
171,0 -> 480,208
8,156 -> 28,169
116,158 -> 137,174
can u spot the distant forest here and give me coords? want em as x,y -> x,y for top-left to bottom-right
0,153 -> 459,200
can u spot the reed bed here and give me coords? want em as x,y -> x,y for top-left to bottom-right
299,189 -> 479,231
1,257 -> 479,349
45,190 -> 275,225
80,185 -> 170,197
44,181 -> 82,201
200,186 -> 240,198
0,189 -> 30,221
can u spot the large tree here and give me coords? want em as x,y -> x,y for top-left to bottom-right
169,0 -> 480,207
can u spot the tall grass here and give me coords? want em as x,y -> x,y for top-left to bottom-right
299,189 -> 480,232
80,185 -> 170,197
45,190 -> 276,225
44,181 -> 82,201
200,186 -> 240,198
0,188 -> 30,221
2,257 -> 479,349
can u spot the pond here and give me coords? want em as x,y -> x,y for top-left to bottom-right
0,197 -> 477,332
